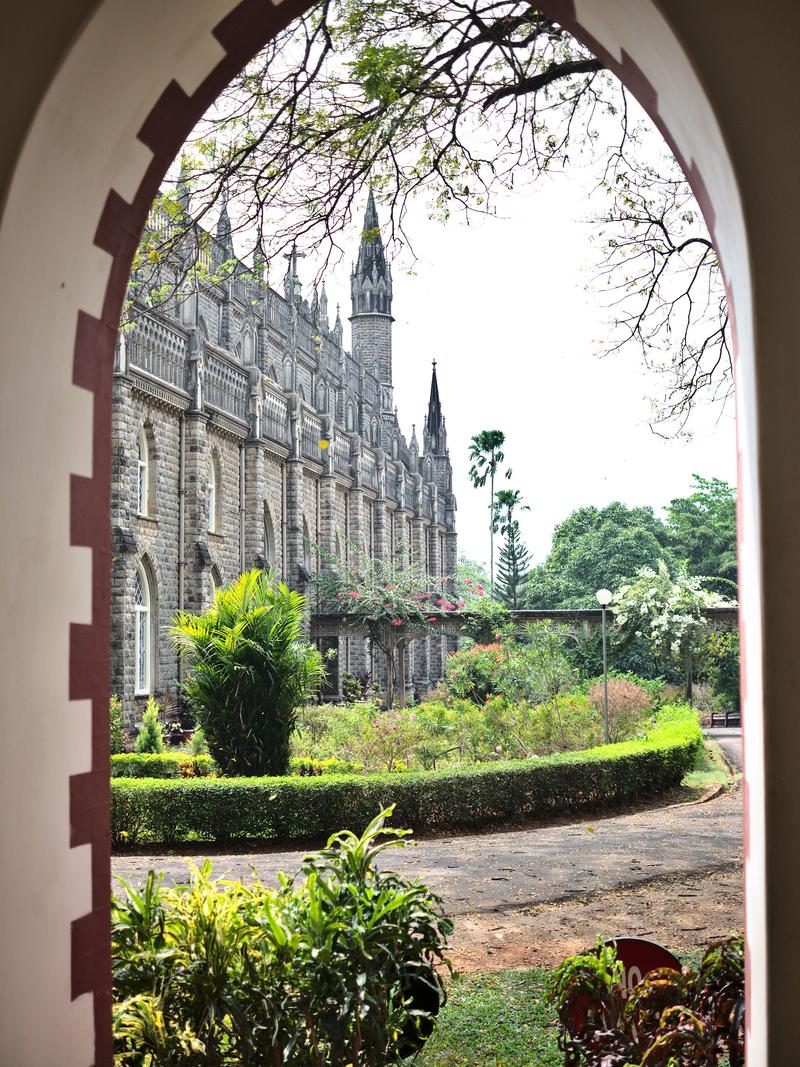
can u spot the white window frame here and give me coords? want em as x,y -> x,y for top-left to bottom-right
134,562 -> 151,695
137,427 -> 149,515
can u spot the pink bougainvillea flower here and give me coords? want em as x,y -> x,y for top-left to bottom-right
458,600 -> 466,608
348,590 -> 360,599
391,618 -> 402,626
477,584 -> 484,594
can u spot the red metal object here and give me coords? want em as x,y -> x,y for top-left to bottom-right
606,937 -> 682,997
567,937 -> 683,1035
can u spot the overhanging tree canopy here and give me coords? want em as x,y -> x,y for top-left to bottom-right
137,0 -> 729,434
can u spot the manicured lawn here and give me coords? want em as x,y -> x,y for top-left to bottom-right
418,969 -> 562,1066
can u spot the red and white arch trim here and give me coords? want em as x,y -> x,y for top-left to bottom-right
0,1 -> 760,1063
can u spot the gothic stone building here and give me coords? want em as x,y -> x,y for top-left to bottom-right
111,192 -> 457,720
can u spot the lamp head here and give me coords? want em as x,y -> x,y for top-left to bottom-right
596,588 -> 613,607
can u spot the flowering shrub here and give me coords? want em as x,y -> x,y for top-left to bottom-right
351,708 -> 422,771
313,546 -> 458,706
446,643 -> 508,703
587,677 -> 652,743
614,562 -> 736,697
446,625 -> 576,705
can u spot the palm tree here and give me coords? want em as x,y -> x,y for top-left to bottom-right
468,430 -> 511,587
170,569 -> 325,775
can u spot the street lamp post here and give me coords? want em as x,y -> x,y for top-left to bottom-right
596,588 -> 613,744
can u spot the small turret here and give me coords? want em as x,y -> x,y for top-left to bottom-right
320,282 -> 329,328
333,304 -> 343,347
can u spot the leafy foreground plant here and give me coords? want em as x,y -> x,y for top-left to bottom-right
170,569 -> 324,776
546,935 -> 744,1065
112,808 -> 452,1065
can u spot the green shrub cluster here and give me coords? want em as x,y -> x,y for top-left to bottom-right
110,753 -> 359,780
293,687 -> 655,771
112,706 -> 701,846
111,753 -> 217,779
134,696 -> 165,754
113,811 -> 451,1065
288,756 -> 362,776
445,624 -> 576,705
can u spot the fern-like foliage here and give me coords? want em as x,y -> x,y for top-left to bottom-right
170,569 -> 325,776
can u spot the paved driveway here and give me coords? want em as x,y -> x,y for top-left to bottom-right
705,728 -> 743,773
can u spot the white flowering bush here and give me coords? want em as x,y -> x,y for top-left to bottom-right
613,561 -> 735,699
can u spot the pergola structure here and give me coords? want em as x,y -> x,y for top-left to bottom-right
311,606 -> 740,641
1,0 -> 799,1061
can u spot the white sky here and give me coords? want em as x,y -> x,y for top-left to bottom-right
308,173 -> 738,569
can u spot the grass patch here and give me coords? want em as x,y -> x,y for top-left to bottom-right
418,969 -> 561,1066
682,740 -> 731,797
419,949 -> 712,1065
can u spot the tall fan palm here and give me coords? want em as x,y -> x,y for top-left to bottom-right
171,569 -> 324,776
468,429 -> 511,587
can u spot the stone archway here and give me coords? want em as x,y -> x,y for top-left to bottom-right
0,1 -> 788,1062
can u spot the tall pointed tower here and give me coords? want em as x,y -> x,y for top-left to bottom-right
350,190 -> 394,410
423,359 -> 448,457
422,360 -> 454,498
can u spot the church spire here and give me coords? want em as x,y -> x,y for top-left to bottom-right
423,360 -> 447,456
351,189 -> 393,317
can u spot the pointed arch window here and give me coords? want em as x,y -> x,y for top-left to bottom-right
134,563 -> 151,695
137,427 -> 152,515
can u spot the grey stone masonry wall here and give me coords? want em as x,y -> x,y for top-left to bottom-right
112,193 -> 456,721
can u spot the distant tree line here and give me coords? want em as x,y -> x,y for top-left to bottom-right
523,475 -> 736,609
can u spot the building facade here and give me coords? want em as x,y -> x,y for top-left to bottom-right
110,192 -> 457,719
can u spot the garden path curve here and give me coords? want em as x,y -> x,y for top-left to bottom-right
112,786 -> 742,919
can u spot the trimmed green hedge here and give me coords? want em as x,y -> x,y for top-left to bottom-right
111,753 -> 216,778
111,706 -> 701,846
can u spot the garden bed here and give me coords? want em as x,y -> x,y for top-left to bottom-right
112,706 -> 701,847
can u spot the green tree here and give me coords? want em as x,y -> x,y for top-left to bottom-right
110,694 -> 127,755
468,430 -> 512,588
170,569 -> 324,776
526,502 -> 674,609
613,561 -> 735,701
494,489 -> 531,609
134,697 -> 165,754
667,475 -> 737,593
